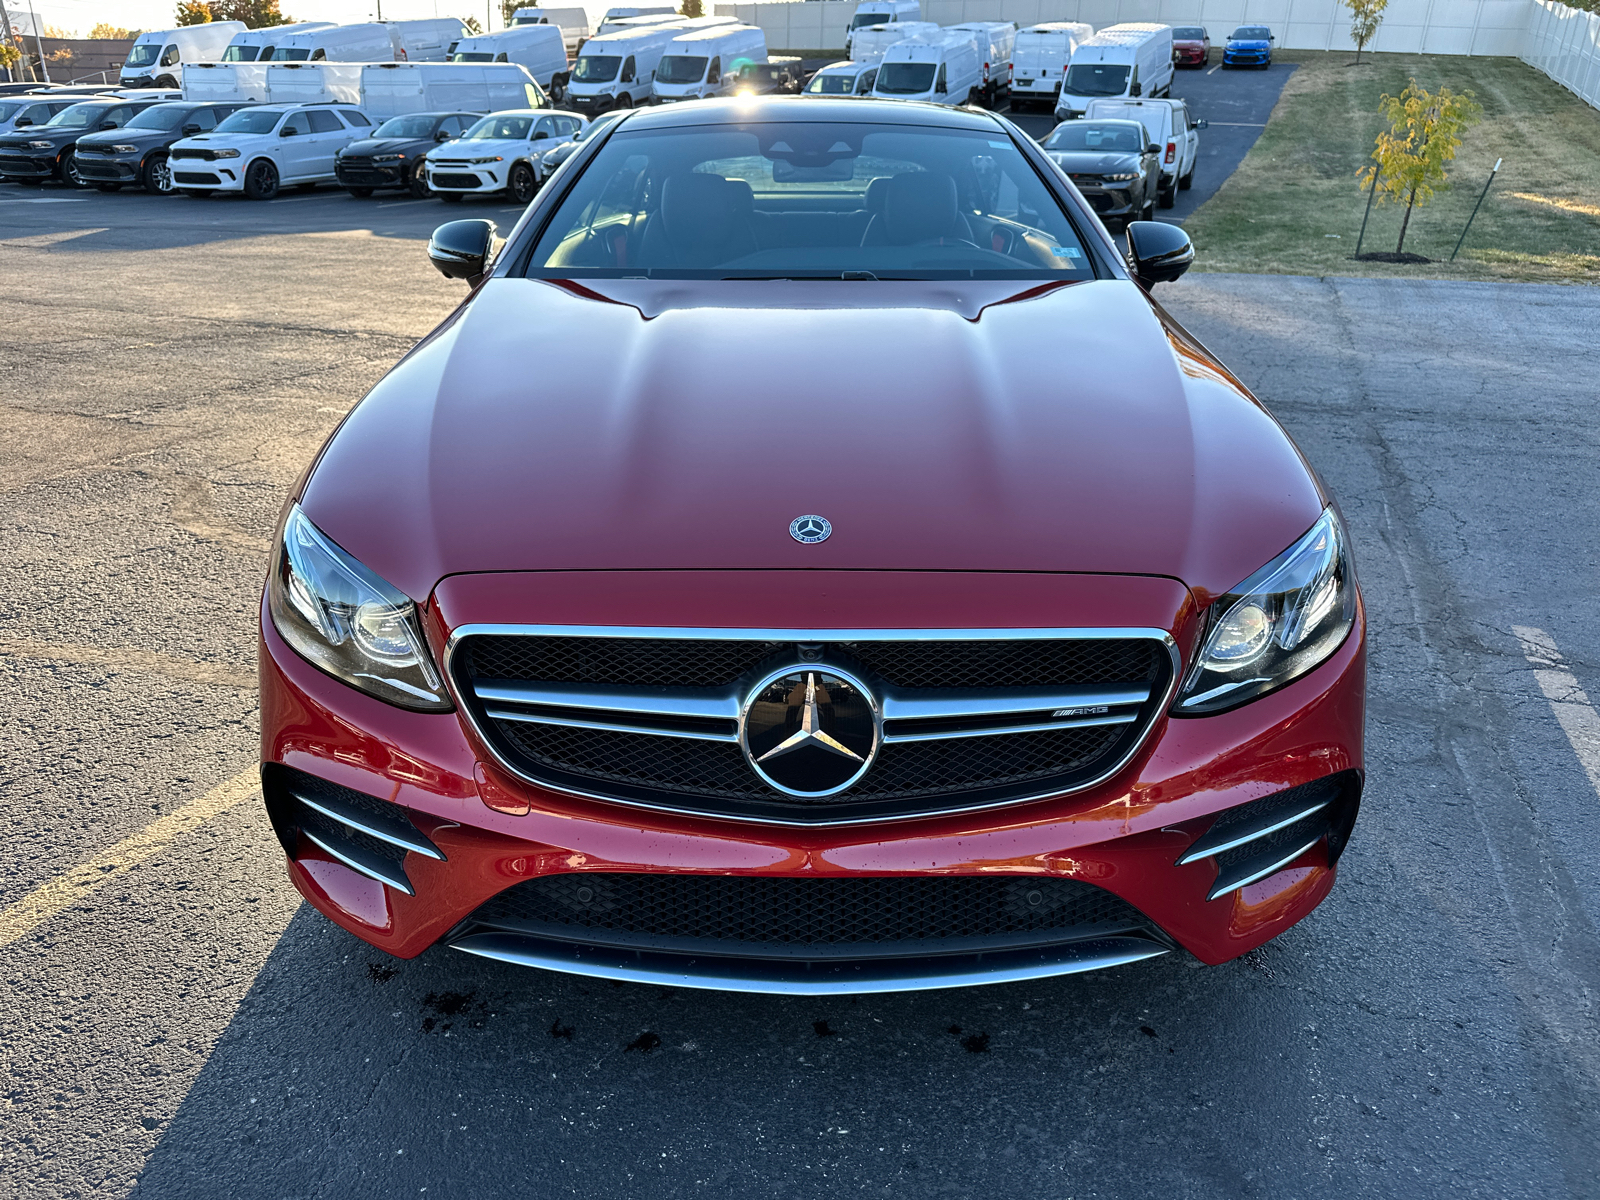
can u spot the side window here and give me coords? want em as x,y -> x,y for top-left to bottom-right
562,117 -> 581,135
310,48 -> 326,61
534,116 -> 556,139
192,107 -> 219,131
103,106 -> 134,127
861,69 -> 876,92
160,44 -> 179,67
437,116 -> 462,137
935,64 -> 947,93
620,55 -> 635,83
23,103 -> 49,122
495,51 -> 509,62
306,109 -> 342,133
279,115 -> 305,136
343,110 -> 371,126
706,56 -> 720,84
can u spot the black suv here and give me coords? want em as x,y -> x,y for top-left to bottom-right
72,101 -> 254,194
718,58 -> 805,97
1038,119 -> 1163,232
0,97 -> 167,187
335,110 -> 477,198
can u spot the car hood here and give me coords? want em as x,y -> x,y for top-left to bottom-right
430,137 -> 524,157
1048,150 -> 1142,173
345,136 -> 430,155
302,278 -> 1325,603
78,127 -> 161,146
2,127 -> 78,145
1228,38 -> 1270,48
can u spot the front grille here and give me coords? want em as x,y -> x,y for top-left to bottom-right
432,172 -> 482,189
170,147 -> 215,160
457,872 -> 1162,960
0,154 -> 47,174
456,631 -> 1172,822
74,144 -> 115,155
174,171 -> 221,185
73,161 -> 133,180
338,168 -> 398,185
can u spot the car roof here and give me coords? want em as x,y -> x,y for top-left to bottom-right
617,95 -> 1004,132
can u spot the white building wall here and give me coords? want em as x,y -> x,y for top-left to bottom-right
714,0 -> 1599,110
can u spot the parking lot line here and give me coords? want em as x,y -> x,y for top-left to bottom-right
1207,63 -> 1223,75
1205,121 -> 1267,127
1514,625 -> 1600,798
0,767 -> 261,950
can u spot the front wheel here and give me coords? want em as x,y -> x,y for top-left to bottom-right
506,161 -> 537,204
58,150 -> 89,189
1158,180 -> 1177,209
156,75 -> 178,89
243,157 -> 279,201
408,160 -> 430,199
615,95 -> 632,109
142,153 -> 172,195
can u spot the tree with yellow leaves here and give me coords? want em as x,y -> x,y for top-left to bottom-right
176,1 -> 214,25
89,24 -> 138,39
1346,0 -> 1386,64
1357,79 -> 1482,255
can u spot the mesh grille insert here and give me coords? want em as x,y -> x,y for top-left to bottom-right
463,872 -> 1157,959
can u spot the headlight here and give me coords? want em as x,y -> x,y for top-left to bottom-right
28,140 -> 52,148
469,155 -> 503,164
111,143 -> 139,153
268,506 -> 451,712
1103,172 -> 1139,182
213,148 -> 241,159
372,152 -> 405,162
1173,508 -> 1356,716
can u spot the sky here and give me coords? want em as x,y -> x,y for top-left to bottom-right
6,0 -> 626,39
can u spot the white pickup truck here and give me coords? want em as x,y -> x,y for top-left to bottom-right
1083,96 -> 1205,208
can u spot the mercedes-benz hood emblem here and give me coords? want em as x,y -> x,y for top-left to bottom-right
789,514 -> 831,544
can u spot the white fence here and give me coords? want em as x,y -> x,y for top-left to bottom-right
714,0 -> 1600,111
1522,0 -> 1600,107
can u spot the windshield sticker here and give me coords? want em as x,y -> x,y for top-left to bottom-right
1052,246 -> 1083,259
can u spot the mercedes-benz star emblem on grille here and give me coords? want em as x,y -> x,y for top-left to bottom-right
789,514 -> 831,544
740,667 -> 879,797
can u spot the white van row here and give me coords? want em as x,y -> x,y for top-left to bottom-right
183,62 -> 547,123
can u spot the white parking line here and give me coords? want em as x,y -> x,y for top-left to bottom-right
1514,625 -> 1600,797
0,197 -> 90,203
1205,121 -> 1267,127
1206,63 -> 1223,75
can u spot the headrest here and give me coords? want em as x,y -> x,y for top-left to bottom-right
660,172 -> 748,250
881,171 -> 959,245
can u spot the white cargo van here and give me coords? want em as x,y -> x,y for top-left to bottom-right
845,0 -> 922,55
451,26 -> 567,88
802,59 -> 878,96
509,8 -> 590,55
1010,22 -> 1092,111
946,21 -> 1016,108
598,5 -> 677,21
389,19 -> 470,63
846,21 -> 938,64
183,61 -> 270,103
597,13 -> 690,36
653,25 -> 766,102
221,23 -> 333,64
871,31 -> 980,107
120,23 -> 247,89
1055,24 -> 1174,120
566,25 -> 685,113
269,25 -> 396,63
266,63 -> 364,105
1084,95 -> 1204,206
361,62 -> 548,119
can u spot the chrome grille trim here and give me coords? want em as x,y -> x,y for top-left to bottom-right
444,624 -> 1181,827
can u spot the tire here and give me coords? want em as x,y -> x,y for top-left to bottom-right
58,149 -> 89,189
242,157 -> 279,201
615,95 -> 632,109
408,160 -> 430,199
506,161 -> 536,204
156,75 -> 177,89
347,186 -> 374,198
1179,164 -> 1194,191
1158,179 -> 1176,209
141,153 -> 172,195
438,191 -> 462,203
95,183 -> 122,192
179,188 -> 213,197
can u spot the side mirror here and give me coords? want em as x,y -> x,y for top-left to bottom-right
436,129 -> 453,141
1147,143 -> 1160,155
533,129 -> 548,140
428,218 -> 501,281
1269,34 -> 1276,41
1195,118 -> 1209,129
1126,220 -> 1194,286
1130,82 -> 1142,96
101,120 -> 119,130
280,126 -> 299,137
182,123 -> 202,134
14,116 -> 30,126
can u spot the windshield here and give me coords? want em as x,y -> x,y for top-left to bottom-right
806,72 -> 858,94
464,114 -> 534,139
272,48 -> 311,61
376,114 -> 441,138
850,13 -> 889,28
1063,64 -> 1129,96
215,109 -> 283,134
1172,27 -> 1206,39
656,55 -> 708,84
125,44 -> 160,68
221,44 -> 260,61
0,103 -> 20,121
1043,122 -> 1143,152
512,15 -> 538,23
874,62 -> 935,94
523,121 -> 1094,281
452,51 -> 496,61
125,105 -> 188,131
572,54 -> 621,82
1232,27 -> 1271,39
45,103 -> 107,129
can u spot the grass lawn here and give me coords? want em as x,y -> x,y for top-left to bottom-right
1183,51 -> 1600,283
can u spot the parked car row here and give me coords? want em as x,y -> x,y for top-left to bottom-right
1171,25 -> 1278,68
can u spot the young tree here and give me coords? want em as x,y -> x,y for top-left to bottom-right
1357,79 -> 1483,255
1346,0 -> 1386,63
211,0 -> 294,27
460,15 -> 484,35
175,1 -> 213,25
499,0 -> 519,26
88,23 -> 137,38
0,38 -> 21,72
680,0 -> 704,17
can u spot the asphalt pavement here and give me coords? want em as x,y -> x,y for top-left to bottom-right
2,187 -> 1599,1199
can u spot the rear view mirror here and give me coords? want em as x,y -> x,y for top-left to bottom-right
1126,220 -> 1194,286
428,218 -> 501,282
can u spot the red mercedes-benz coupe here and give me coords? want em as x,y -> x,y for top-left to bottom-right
259,99 -> 1364,994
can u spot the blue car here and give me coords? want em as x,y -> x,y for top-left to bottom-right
1222,25 -> 1275,68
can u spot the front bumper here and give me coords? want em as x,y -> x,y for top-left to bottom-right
567,93 -> 615,114
1224,49 -> 1269,64
1071,180 -> 1140,216
336,161 -> 409,189
426,161 -> 508,194
260,571 -> 1365,992
0,151 -> 59,178
171,161 -> 244,191
71,150 -> 142,182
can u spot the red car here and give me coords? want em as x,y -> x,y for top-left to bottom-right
260,100 -> 1364,995
1172,26 -> 1212,67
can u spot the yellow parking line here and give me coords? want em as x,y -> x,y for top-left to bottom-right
0,767 -> 261,951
